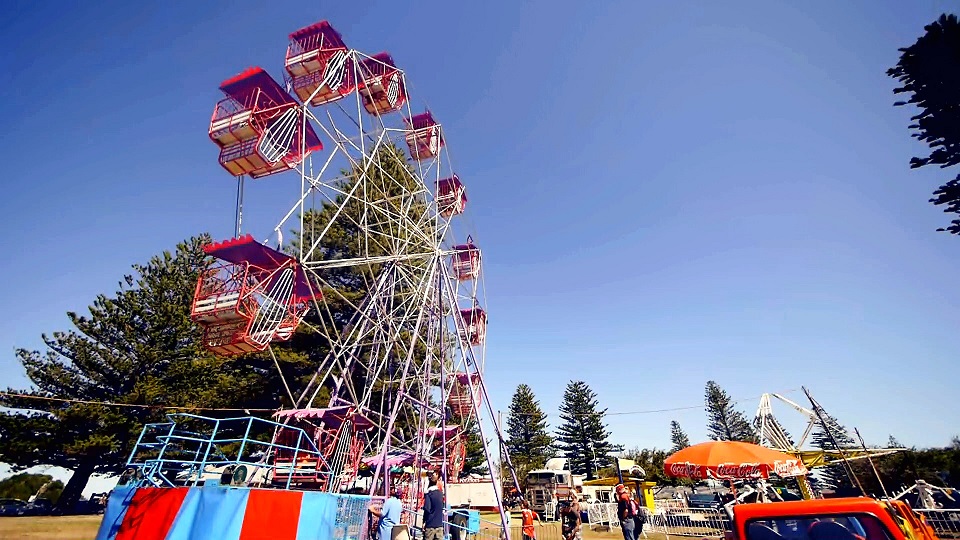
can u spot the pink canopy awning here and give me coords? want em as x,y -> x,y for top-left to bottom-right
361,450 -> 423,468
273,406 -> 375,431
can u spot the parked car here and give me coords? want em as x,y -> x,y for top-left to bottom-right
687,493 -> 723,510
17,498 -> 54,516
0,499 -> 26,517
72,498 -> 106,515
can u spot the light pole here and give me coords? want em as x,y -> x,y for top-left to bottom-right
587,440 -> 598,479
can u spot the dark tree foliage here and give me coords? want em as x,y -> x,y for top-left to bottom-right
669,420 -> 691,454
0,237 -> 295,511
0,473 -> 64,503
460,417 -> 489,477
888,14 -> 960,234
556,380 -> 613,480
622,447 -> 676,486
704,381 -> 757,443
849,442 -> 960,497
505,384 -> 554,485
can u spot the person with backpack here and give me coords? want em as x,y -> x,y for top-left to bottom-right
630,488 -> 646,535
617,488 -> 637,540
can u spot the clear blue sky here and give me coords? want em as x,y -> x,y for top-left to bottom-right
1,0 -> 957,465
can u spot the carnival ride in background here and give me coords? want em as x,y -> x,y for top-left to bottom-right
107,19 -> 518,540
754,392 -> 902,499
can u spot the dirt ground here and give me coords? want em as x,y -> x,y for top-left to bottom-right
503,521 -> 667,540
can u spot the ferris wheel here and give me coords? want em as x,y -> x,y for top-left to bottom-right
188,19 -> 518,529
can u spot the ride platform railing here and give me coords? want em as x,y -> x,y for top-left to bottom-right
125,413 -> 328,490
915,508 -> 960,538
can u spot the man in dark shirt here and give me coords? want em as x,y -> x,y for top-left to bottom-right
561,502 -> 581,540
423,473 -> 444,540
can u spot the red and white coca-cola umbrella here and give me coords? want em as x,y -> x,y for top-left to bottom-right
664,441 -> 808,480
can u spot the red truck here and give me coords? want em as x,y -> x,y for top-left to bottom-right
730,497 -> 940,540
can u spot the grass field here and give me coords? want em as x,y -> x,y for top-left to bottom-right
0,515 -> 102,540
0,515 -> 665,540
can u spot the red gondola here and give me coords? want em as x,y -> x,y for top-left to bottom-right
451,239 -> 481,281
190,235 -> 320,355
404,111 -> 444,160
425,426 -> 467,479
285,21 -> 356,106
459,307 -> 487,346
448,372 -> 483,418
437,176 -> 467,217
208,67 -> 323,178
357,52 -> 407,115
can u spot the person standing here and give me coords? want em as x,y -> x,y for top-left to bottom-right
561,501 -> 581,540
370,488 -> 404,540
617,488 -> 636,540
423,474 -> 444,540
520,500 -> 540,540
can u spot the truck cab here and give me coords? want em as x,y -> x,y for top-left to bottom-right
526,470 -> 573,515
731,497 -> 938,540
524,458 -> 585,518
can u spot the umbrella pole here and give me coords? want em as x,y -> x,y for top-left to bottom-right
725,472 -> 737,500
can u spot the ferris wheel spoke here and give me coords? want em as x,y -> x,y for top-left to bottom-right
305,257 -> 439,413
267,345 -> 297,406
303,252 -> 433,271
298,266 -> 395,405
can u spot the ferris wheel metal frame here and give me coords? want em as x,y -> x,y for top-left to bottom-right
194,20 -> 521,533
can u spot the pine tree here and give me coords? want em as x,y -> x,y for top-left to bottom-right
888,14 -> 960,234
505,384 -> 554,483
556,380 -> 613,480
810,411 -> 857,490
0,237 -> 292,511
669,420 -> 691,453
0,474 -> 64,504
460,417 -> 489,477
704,381 -> 757,442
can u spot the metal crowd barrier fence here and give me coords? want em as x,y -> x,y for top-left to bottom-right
648,500 -> 730,539
544,502 -> 557,522
583,503 -> 654,538
916,508 -> 960,538
429,512 -> 563,540
587,503 -> 620,529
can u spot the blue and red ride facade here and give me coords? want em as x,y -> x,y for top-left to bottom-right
96,485 -> 371,540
